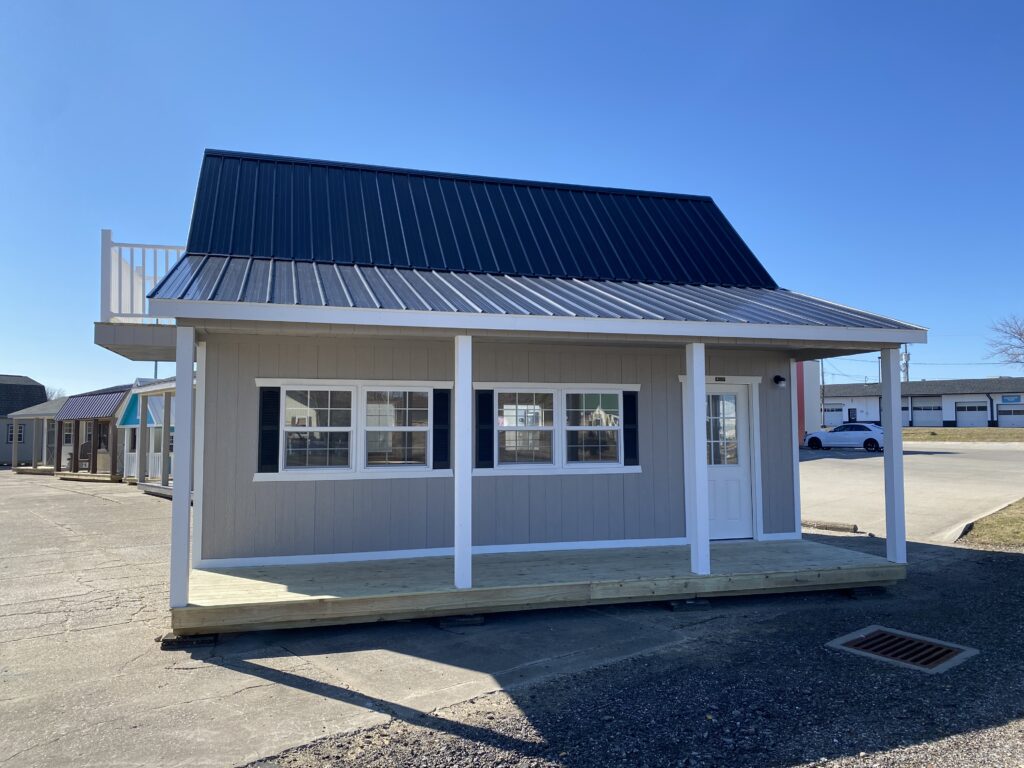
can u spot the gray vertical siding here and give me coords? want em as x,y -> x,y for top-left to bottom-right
471,342 -> 685,546
199,333 -> 797,561
200,334 -> 454,560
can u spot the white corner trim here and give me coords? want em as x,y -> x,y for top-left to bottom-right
149,297 -> 928,346
789,358 -> 803,537
195,536 -> 691,569
749,381 -> 767,541
254,468 -> 454,483
191,342 -> 207,568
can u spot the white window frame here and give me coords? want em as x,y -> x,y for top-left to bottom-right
564,389 -> 624,466
7,423 -> 23,444
254,378 -> 453,482
279,384 -> 356,474
476,382 -> 641,477
361,386 -> 433,473
494,387 -> 558,469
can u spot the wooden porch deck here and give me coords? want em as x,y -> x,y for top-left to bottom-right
54,471 -> 123,483
173,539 -> 904,635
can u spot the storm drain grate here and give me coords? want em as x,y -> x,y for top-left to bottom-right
827,625 -> 978,674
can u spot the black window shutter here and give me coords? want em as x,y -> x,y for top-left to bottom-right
257,387 -> 281,473
623,390 -> 639,466
432,389 -> 452,469
475,389 -> 494,468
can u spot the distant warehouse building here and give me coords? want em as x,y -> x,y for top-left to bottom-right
819,377 -> 1024,428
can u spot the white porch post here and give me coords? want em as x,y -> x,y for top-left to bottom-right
880,347 -> 907,564
683,342 -> 711,575
160,392 -> 172,487
138,395 -> 149,483
169,326 -> 195,609
453,334 -> 473,589
192,342 -> 206,568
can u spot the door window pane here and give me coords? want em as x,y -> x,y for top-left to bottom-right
706,393 -> 739,466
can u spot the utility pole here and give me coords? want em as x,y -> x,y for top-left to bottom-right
900,345 -> 910,383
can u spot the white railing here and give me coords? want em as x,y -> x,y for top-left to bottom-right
99,229 -> 184,323
124,451 -> 175,483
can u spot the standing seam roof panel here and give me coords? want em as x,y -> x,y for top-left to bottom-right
150,256 -> 919,330
181,150 -> 779,288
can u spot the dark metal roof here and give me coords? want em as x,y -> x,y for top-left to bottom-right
180,149 -> 777,288
152,256 -> 915,330
55,385 -> 132,422
824,377 -> 1024,398
0,376 -> 46,418
8,397 -> 68,420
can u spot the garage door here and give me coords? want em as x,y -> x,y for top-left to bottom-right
955,401 -> 989,427
998,404 -> 1024,427
912,398 -> 943,427
823,404 -> 843,427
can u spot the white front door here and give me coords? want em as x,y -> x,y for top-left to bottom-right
706,385 -> 754,540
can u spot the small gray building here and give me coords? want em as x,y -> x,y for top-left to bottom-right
1,375 -> 47,467
95,149 -> 926,635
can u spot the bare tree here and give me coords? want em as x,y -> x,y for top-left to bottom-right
990,316 -> 1024,367
45,386 -> 66,401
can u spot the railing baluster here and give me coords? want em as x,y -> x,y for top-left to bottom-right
116,245 -> 123,318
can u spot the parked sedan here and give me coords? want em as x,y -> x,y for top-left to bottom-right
804,423 -> 885,452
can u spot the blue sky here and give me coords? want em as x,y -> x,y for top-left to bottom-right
1,1 -> 1021,394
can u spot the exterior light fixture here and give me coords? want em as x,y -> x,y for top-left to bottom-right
773,375 -> 787,387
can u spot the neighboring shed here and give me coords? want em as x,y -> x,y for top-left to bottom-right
0,375 -> 47,466
8,397 -> 68,473
53,384 -> 132,480
117,376 -> 185,498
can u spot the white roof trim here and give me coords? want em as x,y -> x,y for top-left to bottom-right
148,297 -> 928,345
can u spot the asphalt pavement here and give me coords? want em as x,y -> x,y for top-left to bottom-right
800,441 -> 1024,542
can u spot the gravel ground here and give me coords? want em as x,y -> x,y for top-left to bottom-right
246,536 -> 1024,768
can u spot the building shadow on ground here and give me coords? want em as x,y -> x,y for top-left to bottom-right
192,534 -> 1024,768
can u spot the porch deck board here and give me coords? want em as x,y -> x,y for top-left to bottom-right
174,540 -> 903,635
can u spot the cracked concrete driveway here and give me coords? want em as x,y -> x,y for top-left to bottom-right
800,441 -> 1024,543
5,444 -> 1020,767
0,472 -> 728,768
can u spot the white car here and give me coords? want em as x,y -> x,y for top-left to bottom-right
804,423 -> 885,452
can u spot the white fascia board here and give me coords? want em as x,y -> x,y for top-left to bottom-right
148,298 -> 929,346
